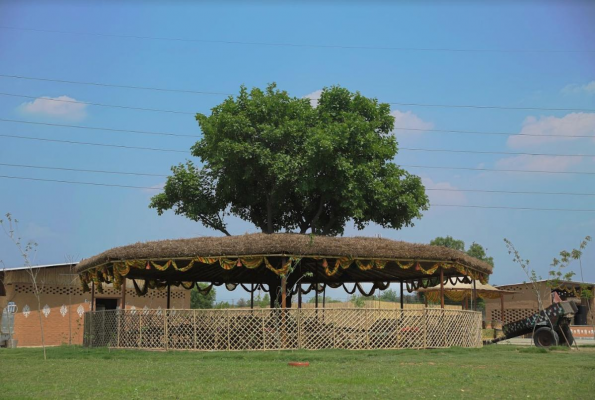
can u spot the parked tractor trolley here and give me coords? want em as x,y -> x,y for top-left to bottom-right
486,301 -> 578,347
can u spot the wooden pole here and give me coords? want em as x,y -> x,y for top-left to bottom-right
121,278 -> 127,310
315,284 -> 319,309
281,275 -> 287,309
91,281 -> 95,311
472,280 -> 477,311
166,283 -> 171,309
400,281 -> 404,310
323,285 -> 326,308
440,269 -> 445,309
500,293 -> 505,323
250,283 -> 254,309
298,284 -> 302,309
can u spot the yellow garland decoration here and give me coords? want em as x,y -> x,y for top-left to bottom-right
355,260 -> 375,271
77,254 -> 490,293
323,259 -> 340,276
264,257 -> 295,276
219,258 -> 238,270
240,257 -> 265,269
396,261 -> 415,269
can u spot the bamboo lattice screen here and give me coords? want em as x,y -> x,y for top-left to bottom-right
83,308 -> 482,351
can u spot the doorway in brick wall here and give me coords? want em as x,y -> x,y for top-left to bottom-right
95,298 -> 118,311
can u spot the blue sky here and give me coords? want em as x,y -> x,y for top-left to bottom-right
1,1 -> 594,302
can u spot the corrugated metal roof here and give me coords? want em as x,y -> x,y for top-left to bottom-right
2,262 -> 77,272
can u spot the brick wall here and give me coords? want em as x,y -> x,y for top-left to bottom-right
1,274 -> 190,347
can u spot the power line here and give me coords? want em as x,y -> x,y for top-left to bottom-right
386,102 -> 595,113
431,204 -> 595,212
0,133 -> 189,153
2,174 -> 595,212
0,92 -> 195,115
1,117 -> 592,141
401,164 -> 595,176
0,118 -> 200,138
3,74 -> 595,113
0,163 -> 168,177
2,26 -> 593,54
425,188 -> 595,197
2,132 -> 591,161
2,163 -> 595,196
0,174 -> 158,189
394,126 -> 595,139
0,74 -> 230,96
400,147 -> 590,158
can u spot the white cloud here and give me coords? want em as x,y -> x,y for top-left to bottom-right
507,113 -> 595,148
303,90 -> 322,107
422,177 -> 467,205
19,95 -> 88,120
495,155 -> 583,173
390,110 -> 434,134
562,81 -> 595,95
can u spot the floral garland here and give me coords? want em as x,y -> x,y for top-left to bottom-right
79,255 -> 488,292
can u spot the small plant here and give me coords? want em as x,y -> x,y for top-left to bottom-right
1,213 -> 47,360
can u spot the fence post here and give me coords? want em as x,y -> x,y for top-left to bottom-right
117,310 -> 121,348
366,308 -> 370,350
227,310 -> 231,351
443,308 -> 447,348
262,309 -> 266,350
138,313 -> 142,348
164,310 -> 168,351
193,309 -> 197,350
297,308 -> 301,349
89,312 -> 94,347
332,309 -> 336,349
423,308 -> 428,349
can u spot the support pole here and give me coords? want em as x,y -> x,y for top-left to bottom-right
121,278 -> 127,310
298,284 -> 302,309
472,280 -> 477,311
91,281 -> 95,311
323,285 -> 326,308
440,269 -> 445,309
250,283 -> 254,309
500,292 -> 505,323
315,284 -> 319,309
400,281 -> 404,310
167,282 -> 171,309
281,275 -> 287,309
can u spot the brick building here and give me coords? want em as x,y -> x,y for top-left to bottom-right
0,263 -> 191,347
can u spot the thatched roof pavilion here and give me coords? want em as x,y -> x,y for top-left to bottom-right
418,281 -> 513,320
418,281 -> 513,303
76,233 -> 492,308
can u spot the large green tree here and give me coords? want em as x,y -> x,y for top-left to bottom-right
150,84 -> 429,235
431,236 -> 494,267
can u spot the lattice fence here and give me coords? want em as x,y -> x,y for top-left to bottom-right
83,308 -> 482,351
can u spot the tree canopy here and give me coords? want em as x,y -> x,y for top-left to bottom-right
150,83 -> 429,235
431,236 -> 494,267
190,284 -> 216,309
429,236 -> 465,252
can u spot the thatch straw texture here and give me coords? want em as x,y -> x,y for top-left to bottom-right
76,233 -> 492,275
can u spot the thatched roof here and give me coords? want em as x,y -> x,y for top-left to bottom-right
76,233 -> 493,275
417,282 -> 513,293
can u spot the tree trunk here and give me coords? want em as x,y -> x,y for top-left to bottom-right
35,293 -> 47,360
266,194 -> 273,234
269,278 -> 293,308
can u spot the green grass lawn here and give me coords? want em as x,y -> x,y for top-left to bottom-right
1,345 -> 594,399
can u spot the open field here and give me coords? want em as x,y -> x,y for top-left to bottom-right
1,345 -> 594,399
